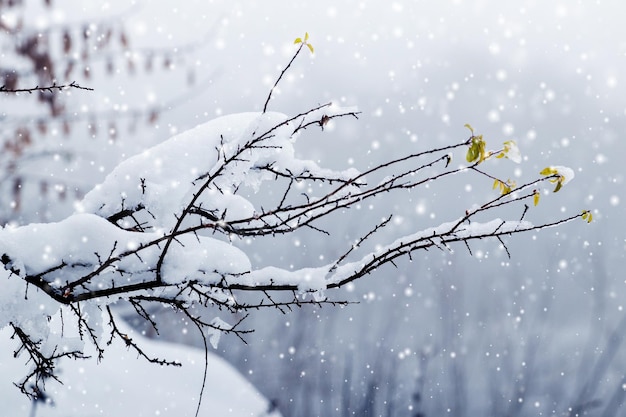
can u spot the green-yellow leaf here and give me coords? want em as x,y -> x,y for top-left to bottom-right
505,179 -> 515,194
466,145 -> 478,163
477,139 -> 487,163
294,37 -> 302,44
307,43 -> 315,54
492,178 -> 514,195
540,166 -> 567,192
465,131 -> 489,164
304,32 -> 309,41
464,123 -> 474,135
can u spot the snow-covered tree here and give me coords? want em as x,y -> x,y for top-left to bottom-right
0,32 -> 589,410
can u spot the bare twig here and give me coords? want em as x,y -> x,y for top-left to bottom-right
263,42 -> 304,113
0,81 -> 93,94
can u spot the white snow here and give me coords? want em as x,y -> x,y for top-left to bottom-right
551,165 -> 575,185
79,110 -> 360,228
1,309 -> 279,417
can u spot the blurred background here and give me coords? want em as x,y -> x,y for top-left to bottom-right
1,1 -> 624,416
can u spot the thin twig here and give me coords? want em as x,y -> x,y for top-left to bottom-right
262,42 -> 304,113
0,81 -> 93,93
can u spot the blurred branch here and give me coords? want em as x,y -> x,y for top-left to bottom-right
0,81 -> 93,94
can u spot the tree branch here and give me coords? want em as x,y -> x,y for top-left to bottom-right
0,81 -> 93,94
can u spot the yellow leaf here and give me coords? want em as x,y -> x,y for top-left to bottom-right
466,145 -> 478,163
493,179 -> 499,190
540,166 -> 567,192
304,32 -> 309,41
582,210 -> 593,223
506,179 -> 516,192
477,136 -> 487,163
294,37 -> 302,44
307,43 -> 315,54
533,192 -> 540,206
554,180 -> 563,193
466,134 -> 488,164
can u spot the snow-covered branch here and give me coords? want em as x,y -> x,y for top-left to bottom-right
0,101 -> 586,397
0,35 -> 589,405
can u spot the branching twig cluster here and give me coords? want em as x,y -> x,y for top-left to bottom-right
10,323 -> 88,399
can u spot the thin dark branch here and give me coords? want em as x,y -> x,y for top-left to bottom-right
105,306 -> 181,367
263,42 -> 304,113
0,81 -> 93,94
189,316 -> 209,417
330,214 -> 393,273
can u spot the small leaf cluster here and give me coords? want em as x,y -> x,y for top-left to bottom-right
496,140 -> 521,163
294,32 -> 315,54
464,124 -> 488,164
462,124 -> 590,224
539,166 -> 567,192
581,210 -> 593,223
492,178 -> 516,195
464,124 -> 521,197
465,124 -> 521,166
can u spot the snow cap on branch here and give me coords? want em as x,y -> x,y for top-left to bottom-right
79,109 -> 359,228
